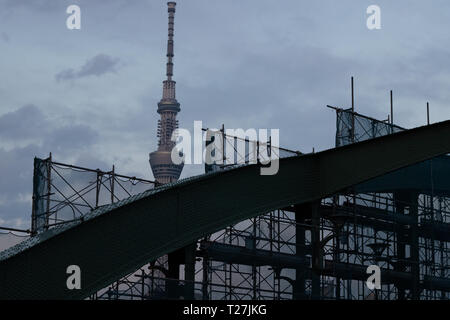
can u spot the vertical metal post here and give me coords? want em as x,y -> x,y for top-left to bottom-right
394,191 -> 420,299
31,157 -> 42,235
184,243 -> 196,299
294,204 -> 306,300
151,263 -> 155,297
390,90 -> 394,125
221,124 -> 226,165
228,225 -> 232,299
351,77 -> 354,113
202,245 -> 209,300
394,191 -> 406,300
276,210 -> 281,300
224,225 -> 233,300
351,77 -> 355,143
335,110 -> 340,147
427,102 -> 430,125
234,136 -> 237,165
256,140 -> 260,164
46,153 -> 52,229
335,225 -> 341,300
141,269 -> 145,300
311,201 -> 321,299
111,165 -> 115,204
167,251 -> 180,299
31,159 -> 37,235
252,219 -> 257,300
96,170 -> 100,208
409,192 -> 420,300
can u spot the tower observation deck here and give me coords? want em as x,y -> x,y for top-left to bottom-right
149,2 -> 183,185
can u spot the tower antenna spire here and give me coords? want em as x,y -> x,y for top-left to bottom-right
166,1 -> 176,81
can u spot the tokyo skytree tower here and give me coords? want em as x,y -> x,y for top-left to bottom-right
149,2 -> 184,185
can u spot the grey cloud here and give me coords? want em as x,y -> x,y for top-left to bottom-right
0,104 -> 101,228
362,47 -> 450,127
0,104 -> 48,140
0,105 -> 99,150
0,144 -> 40,227
388,48 -> 450,99
55,54 -> 121,82
1,0 -> 135,11
45,124 -> 99,151
178,44 -> 360,136
0,104 -> 101,153
78,54 -> 121,77
2,0 -> 63,11
1,32 -> 10,43
71,151 -> 110,171
55,69 -> 77,82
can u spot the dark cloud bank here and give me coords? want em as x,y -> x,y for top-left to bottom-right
0,104 -> 101,228
55,54 -> 121,82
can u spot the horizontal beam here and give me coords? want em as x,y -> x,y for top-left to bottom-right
197,241 -> 310,268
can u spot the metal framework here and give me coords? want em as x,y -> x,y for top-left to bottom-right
31,156 -> 155,235
1,112 -> 450,299
94,110 -> 450,301
93,189 -> 450,300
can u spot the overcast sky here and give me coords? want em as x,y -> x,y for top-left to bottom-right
0,0 -> 449,236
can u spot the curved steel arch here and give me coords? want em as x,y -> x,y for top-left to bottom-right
1,120 -> 450,299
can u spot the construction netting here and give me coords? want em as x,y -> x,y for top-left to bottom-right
204,129 -> 300,174
335,108 -> 404,147
31,157 -> 155,234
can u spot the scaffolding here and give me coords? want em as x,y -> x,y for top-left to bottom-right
22,107 -> 449,300
30,155 -> 155,235
118,108 -> 448,300
92,186 -> 449,300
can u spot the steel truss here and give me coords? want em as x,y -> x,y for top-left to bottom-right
92,108 -> 450,300
92,187 -> 450,300
18,107 -> 449,300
